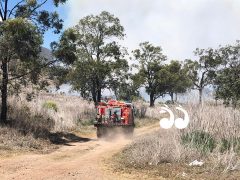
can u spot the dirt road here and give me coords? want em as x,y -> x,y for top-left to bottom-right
0,125 -> 160,180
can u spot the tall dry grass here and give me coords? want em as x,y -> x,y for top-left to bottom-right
118,102 -> 240,172
12,92 -> 96,131
0,93 -> 96,152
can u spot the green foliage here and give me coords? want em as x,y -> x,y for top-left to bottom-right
181,131 -> 216,153
220,138 -> 240,153
214,42 -> 240,108
184,48 -> 222,103
132,42 -> 191,106
132,42 -> 167,106
0,18 -> 45,100
111,73 -> 141,102
76,118 -> 95,126
42,101 -> 58,112
165,100 -> 174,104
164,60 -> 192,102
12,0 -> 66,33
0,0 -> 67,123
53,11 -> 128,104
0,18 -> 43,59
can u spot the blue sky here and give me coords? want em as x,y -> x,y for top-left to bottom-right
42,1 -> 68,48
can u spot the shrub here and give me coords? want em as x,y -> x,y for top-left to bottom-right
165,100 -> 174,104
181,131 -> 216,153
76,118 -> 95,126
220,138 -> 240,153
0,126 -> 55,152
8,104 -> 55,139
42,101 -> 58,112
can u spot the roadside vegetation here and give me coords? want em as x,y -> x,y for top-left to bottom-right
113,103 -> 240,179
0,93 -> 96,154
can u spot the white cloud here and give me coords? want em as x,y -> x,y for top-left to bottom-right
62,0 -> 240,60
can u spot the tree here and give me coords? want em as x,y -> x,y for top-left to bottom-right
0,0 -> 67,124
165,60 -> 192,103
214,42 -> 240,107
110,73 -> 142,102
53,11 -> 128,105
132,42 -> 167,107
184,48 -> 221,104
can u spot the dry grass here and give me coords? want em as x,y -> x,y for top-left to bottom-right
0,93 -> 96,153
115,102 -> 240,177
13,92 -> 96,131
0,126 -> 57,155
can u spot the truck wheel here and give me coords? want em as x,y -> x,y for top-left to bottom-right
97,127 -> 107,138
97,127 -> 102,138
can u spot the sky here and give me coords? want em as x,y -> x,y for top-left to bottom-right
43,0 -> 240,61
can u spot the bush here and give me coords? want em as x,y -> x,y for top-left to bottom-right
8,104 -> 55,139
76,118 -> 95,126
220,138 -> 240,153
0,126 -> 55,152
115,131 -> 195,168
42,101 -> 58,112
181,131 -> 216,153
165,100 -> 174,104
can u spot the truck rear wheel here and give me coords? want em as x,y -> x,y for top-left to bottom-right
97,126 -> 107,138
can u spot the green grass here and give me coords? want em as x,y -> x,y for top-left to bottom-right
42,101 -> 58,112
181,131 -> 216,153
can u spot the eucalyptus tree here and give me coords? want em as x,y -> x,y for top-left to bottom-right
132,42 -> 167,107
53,11 -> 128,104
214,42 -> 240,107
185,48 -> 221,104
0,0 -> 67,124
165,60 -> 192,103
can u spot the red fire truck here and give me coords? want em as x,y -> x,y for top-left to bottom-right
94,100 -> 135,138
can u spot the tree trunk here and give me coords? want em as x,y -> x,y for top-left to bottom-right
175,93 -> 178,102
91,81 -> 97,105
95,77 -> 101,104
199,88 -> 203,104
1,59 -> 8,124
149,93 -> 155,107
97,88 -> 101,103
170,92 -> 174,103
92,90 -> 97,106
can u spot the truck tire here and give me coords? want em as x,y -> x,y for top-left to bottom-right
97,126 -> 107,138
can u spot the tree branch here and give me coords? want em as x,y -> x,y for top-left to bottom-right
200,70 -> 207,88
29,0 -> 48,16
154,93 -> 162,100
8,0 -> 25,18
3,0 -> 8,20
0,10 -> 3,20
9,59 -> 59,81
0,1 -> 4,20
193,82 -> 200,88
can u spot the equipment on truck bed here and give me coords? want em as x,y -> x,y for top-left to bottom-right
94,99 -> 135,138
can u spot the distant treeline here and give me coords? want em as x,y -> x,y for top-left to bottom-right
52,11 -> 240,107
